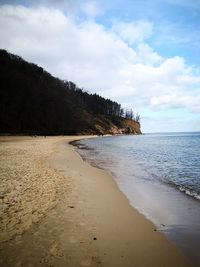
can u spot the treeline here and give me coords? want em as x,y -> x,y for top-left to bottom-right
124,109 -> 140,122
0,49 -> 140,135
57,81 -> 140,122
63,81 -> 123,117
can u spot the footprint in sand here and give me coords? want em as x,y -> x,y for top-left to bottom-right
49,242 -> 63,258
81,258 -> 92,266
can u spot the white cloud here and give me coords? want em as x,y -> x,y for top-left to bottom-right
137,43 -> 163,65
0,4 -> 200,116
150,93 -> 200,113
112,21 -> 154,45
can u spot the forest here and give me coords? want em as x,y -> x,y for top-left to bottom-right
0,49 -> 141,135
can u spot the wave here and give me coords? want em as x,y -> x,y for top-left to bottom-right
178,185 -> 200,200
167,180 -> 200,201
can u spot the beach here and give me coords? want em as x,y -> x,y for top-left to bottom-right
0,136 -> 192,267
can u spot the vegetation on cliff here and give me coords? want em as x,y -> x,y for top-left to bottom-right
0,49 -> 141,135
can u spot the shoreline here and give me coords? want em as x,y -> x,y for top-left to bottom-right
74,136 -> 200,266
0,136 -> 192,266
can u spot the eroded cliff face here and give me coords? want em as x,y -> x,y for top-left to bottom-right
81,116 -> 141,135
121,119 -> 141,134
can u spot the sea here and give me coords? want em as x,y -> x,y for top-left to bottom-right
74,132 -> 200,266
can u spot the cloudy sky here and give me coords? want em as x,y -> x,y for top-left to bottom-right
0,0 -> 200,133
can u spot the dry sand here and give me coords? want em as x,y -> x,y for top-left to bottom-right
0,136 -> 69,242
0,136 -> 193,267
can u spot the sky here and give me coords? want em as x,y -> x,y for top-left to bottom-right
0,0 -> 200,133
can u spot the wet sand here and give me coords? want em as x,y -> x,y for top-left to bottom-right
0,136 -> 193,267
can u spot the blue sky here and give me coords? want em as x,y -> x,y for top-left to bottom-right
0,0 -> 200,133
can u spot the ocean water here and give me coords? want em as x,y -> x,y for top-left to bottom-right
75,133 -> 200,266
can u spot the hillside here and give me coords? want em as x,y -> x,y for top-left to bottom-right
0,49 -> 141,135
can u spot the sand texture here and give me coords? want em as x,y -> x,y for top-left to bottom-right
0,136 -> 68,242
0,136 -> 193,267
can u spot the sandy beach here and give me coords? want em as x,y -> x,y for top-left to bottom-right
0,136 -> 193,267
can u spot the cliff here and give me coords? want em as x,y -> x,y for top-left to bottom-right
0,49 -> 141,135
87,116 -> 141,135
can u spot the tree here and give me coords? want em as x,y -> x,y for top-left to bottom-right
135,113 -> 140,123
